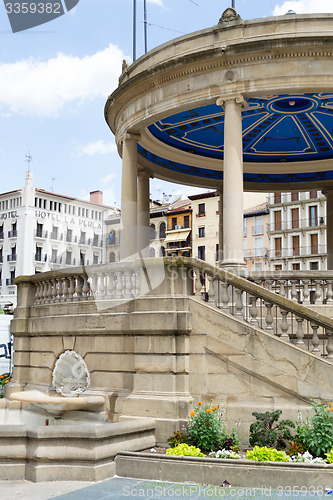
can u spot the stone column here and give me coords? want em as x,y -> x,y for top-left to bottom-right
324,189 -> 333,270
137,170 -> 150,257
217,95 -> 246,273
218,187 -> 223,265
120,133 -> 140,260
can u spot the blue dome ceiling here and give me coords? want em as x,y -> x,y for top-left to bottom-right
138,93 -> 333,185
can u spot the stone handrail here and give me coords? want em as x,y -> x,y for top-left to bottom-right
186,258 -> 333,360
247,270 -> 333,305
14,257 -> 333,359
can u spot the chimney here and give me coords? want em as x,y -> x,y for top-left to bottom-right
90,190 -> 103,205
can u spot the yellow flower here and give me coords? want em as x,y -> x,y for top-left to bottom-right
206,408 -> 212,413
198,401 -> 202,405
190,411 -> 195,418
326,407 -> 329,410
4,380 -> 9,384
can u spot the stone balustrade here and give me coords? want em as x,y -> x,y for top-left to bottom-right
247,271 -> 333,305
190,260 -> 333,361
14,258 -> 333,361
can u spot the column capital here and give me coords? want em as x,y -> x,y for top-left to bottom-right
124,132 -> 141,142
216,94 -> 249,109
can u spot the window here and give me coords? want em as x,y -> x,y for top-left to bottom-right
216,244 -> 220,262
51,226 -> 58,239
198,245 -> 205,261
291,192 -> 299,202
80,231 -> 86,244
292,263 -> 300,270
49,201 -> 53,211
184,215 -> 190,228
254,216 -> 263,235
275,264 -> 283,271
309,190 -> 317,199
291,208 -> 299,229
310,233 -> 318,254
36,223 -> 43,238
0,225 -> 4,239
109,252 -> 116,263
78,207 -> 81,216
309,205 -> 318,227
310,261 -> 319,270
51,248 -> 58,263
80,252 -> 85,265
274,237 -> 282,258
274,210 -> 282,231
243,218 -> 247,236
274,192 -> 281,204
35,246 -> 42,262
150,224 -> 155,240
198,203 -> 205,216
171,217 -> 177,230
292,235 -> 300,256
66,251 -> 72,265
160,246 -> 166,257
66,229 -> 72,242
198,227 -> 205,238
159,222 -> 166,239
93,254 -> 99,265
254,237 -> 263,257
254,261 -> 263,271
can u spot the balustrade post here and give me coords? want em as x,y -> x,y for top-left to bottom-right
280,310 -> 290,341
326,330 -> 333,360
99,274 -> 105,297
264,302 -> 274,333
194,269 -> 202,297
63,277 -> 69,301
115,272 -> 124,299
266,279 -> 273,292
279,280 -> 286,297
68,277 -> 75,300
295,317 -> 306,348
82,275 -> 89,297
326,280 -> 333,304
311,323 -> 321,356
249,296 -> 259,326
125,271 -> 133,298
207,276 -> 216,305
221,283 -> 230,312
235,288 -> 244,318
290,280 -> 298,302
314,280 -> 322,304
302,280 -> 310,305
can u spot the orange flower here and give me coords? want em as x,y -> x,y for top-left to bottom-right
212,406 -> 217,411
190,411 -> 195,417
4,380 -> 9,384
329,402 -> 332,406
206,408 -> 212,413
198,401 -> 202,405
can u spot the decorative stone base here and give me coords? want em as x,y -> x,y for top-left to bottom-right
116,452 -> 333,489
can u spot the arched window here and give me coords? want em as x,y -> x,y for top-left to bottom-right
107,229 -> 116,245
149,247 -> 156,257
159,222 -> 166,239
109,252 -> 116,263
150,224 -> 156,240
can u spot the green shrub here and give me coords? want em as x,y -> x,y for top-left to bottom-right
186,401 -> 230,453
325,449 -> 333,464
167,431 -> 189,448
297,401 -> 333,458
246,446 -> 290,462
166,443 -> 204,457
249,410 -> 295,449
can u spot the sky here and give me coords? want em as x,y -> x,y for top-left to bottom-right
0,0 -> 332,208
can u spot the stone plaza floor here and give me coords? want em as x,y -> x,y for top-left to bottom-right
1,477 -> 332,499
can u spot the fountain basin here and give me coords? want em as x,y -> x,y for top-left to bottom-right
9,389 -> 105,416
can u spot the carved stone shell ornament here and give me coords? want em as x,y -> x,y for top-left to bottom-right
52,350 -> 90,397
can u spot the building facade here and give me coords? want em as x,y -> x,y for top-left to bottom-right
267,190 -> 327,271
164,199 -> 192,258
243,203 -> 270,272
0,172 -> 117,307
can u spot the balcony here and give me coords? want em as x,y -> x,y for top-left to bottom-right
270,244 -> 326,259
244,248 -> 269,259
267,217 -> 326,232
50,256 -> 63,264
196,212 -> 206,218
6,278 -> 15,286
50,231 -> 59,240
8,230 -> 17,238
35,229 -> 48,239
7,254 -> 17,262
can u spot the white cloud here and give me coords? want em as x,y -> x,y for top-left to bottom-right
0,44 -> 125,117
101,172 -> 117,186
145,0 -> 164,5
74,139 -> 117,157
273,0 -> 333,15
